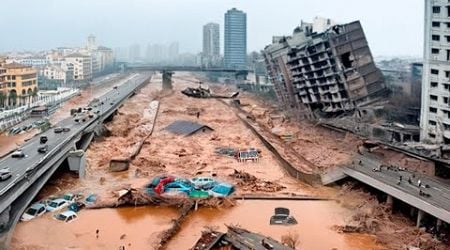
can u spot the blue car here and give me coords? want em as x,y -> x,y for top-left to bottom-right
208,183 -> 235,197
163,181 -> 193,195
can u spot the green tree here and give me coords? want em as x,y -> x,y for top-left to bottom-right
0,92 -> 5,108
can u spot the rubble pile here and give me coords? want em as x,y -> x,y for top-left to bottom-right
229,169 -> 285,193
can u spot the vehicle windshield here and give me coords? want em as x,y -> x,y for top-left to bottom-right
26,208 -> 37,215
56,214 -> 67,220
49,201 -> 58,208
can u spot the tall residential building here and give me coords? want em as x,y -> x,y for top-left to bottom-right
202,23 -> 220,67
420,0 -> 450,143
224,8 -> 247,69
263,20 -> 386,120
87,34 -> 97,51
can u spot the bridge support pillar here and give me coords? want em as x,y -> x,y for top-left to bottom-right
417,209 -> 425,228
386,195 -> 394,211
67,150 -> 86,178
437,219 -> 442,231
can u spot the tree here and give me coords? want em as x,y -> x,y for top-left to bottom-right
0,92 -> 5,108
9,91 -> 17,107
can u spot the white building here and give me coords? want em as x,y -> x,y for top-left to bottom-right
420,0 -> 450,144
202,22 -> 221,67
64,53 -> 92,81
312,16 -> 337,33
41,62 -> 73,84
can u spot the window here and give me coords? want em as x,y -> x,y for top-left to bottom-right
445,84 -> 450,90
429,133 -> 436,139
447,6 -> 450,17
433,6 -> 441,14
431,81 -> 438,87
444,97 -> 449,104
431,95 -> 438,101
433,35 -> 441,41
448,50 -> 450,61
429,120 -> 437,126
432,48 -> 440,54
433,22 -> 441,28
430,107 -> 438,113
446,71 -> 450,78
431,68 -> 439,75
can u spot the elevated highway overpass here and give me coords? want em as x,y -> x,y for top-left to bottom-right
0,72 -> 152,249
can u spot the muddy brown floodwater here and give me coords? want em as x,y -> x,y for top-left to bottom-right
11,73 -> 388,249
12,206 -> 178,250
168,200 -> 383,250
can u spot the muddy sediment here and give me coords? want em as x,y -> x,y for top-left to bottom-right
11,72 -> 427,250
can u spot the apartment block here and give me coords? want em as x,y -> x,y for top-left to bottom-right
263,20 -> 386,119
64,53 -> 92,81
420,0 -> 450,143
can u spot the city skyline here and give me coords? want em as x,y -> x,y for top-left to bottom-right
0,0 -> 423,57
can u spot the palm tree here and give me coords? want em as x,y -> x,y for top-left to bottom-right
9,91 -> 17,107
0,92 -> 5,108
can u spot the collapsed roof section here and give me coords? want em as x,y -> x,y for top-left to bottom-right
263,20 -> 387,119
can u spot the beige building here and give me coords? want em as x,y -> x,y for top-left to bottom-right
0,60 -> 38,106
65,53 -> 92,81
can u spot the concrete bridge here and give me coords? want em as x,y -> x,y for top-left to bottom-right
0,72 -> 152,249
123,63 -> 252,74
323,155 -> 450,229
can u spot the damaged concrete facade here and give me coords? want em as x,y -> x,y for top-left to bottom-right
420,0 -> 450,144
263,20 -> 386,119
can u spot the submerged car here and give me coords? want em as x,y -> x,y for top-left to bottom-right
54,211 -> 78,223
0,168 -> 12,181
63,193 -> 82,202
191,176 -> 217,190
46,198 -> 69,212
68,202 -> 85,212
163,181 -> 193,195
21,203 -> 46,221
84,194 -> 97,205
208,183 -> 235,197
54,127 -> 63,133
269,207 -> 298,225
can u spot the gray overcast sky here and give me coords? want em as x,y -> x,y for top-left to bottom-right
0,0 -> 424,57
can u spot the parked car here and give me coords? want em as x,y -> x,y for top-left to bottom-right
163,181 -> 193,195
54,127 -> 63,133
40,136 -> 48,144
191,177 -> 217,190
11,149 -> 25,158
0,168 -> 12,181
54,211 -> 78,223
208,183 -> 235,197
269,207 -> 298,225
62,127 -> 70,132
46,198 -> 69,212
37,145 -> 48,154
68,202 -> 85,212
21,203 -> 46,221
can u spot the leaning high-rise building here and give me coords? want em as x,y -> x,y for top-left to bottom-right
420,0 -> 450,143
224,8 -> 247,69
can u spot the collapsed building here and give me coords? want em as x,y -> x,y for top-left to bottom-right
263,19 -> 387,119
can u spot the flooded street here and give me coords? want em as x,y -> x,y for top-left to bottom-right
170,200 -> 383,250
8,73 -> 426,249
12,206 -> 178,250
